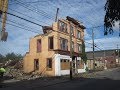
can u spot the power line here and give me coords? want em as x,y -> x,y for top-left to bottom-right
1,10 -> 43,27
85,41 -> 103,51
8,1 -> 104,31
19,0 -> 48,4
0,20 -> 39,34
9,8 -> 51,26
7,18 -> 42,32
11,0 -> 104,29
14,0 -> 54,20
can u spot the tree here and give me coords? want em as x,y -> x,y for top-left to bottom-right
0,52 -> 23,64
81,42 -> 87,64
0,54 -> 5,63
104,0 -> 120,36
5,52 -> 23,61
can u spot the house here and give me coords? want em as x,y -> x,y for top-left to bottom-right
23,16 -> 86,76
86,49 -> 120,70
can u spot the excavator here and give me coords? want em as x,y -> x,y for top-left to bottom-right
0,0 -> 8,41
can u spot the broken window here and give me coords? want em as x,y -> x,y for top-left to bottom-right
34,59 -> 39,70
0,10 -> 2,17
37,39 -> 41,52
48,36 -> 54,50
77,43 -> 82,53
59,21 -> 67,33
77,30 -> 81,39
72,41 -> 74,51
70,25 -> 74,36
47,58 -> 52,70
60,38 -> 68,51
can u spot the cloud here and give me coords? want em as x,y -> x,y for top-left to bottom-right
113,21 -> 120,32
0,0 -> 119,55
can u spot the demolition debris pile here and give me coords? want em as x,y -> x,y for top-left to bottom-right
2,60 -> 42,81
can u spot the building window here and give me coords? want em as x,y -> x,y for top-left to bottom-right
77,60 -> 84,69
70,25 -> 74,36
0,11 -> 2,17
34,59 -> 39,70
47,58 -> 52,70
60,38 -> 68,51
59,21 -> 67,33
77,44 -> 82,53
48,36 -> 54,50
37,39 -> 41,52
60,59 -> 70,70
72,41 -> 74,51
77,30 -> 81,39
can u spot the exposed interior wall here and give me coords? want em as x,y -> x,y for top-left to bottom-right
24,32 -> 58,76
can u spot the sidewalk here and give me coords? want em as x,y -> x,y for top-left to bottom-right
1,67 -> 120,89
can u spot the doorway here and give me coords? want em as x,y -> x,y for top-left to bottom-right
34,59 -> 39,70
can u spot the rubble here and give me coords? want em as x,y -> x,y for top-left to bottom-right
2,60 -> 42,81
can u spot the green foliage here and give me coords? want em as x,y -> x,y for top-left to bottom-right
85,67 -> 89,71
0,52 -> 23,63
0,54 -> 5,63
81,42 -> 87,64
104,0 -> 120,36
115,50 -> 120,57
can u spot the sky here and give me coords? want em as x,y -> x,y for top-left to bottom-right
0,0 -> 120,55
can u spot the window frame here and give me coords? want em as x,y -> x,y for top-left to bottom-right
60,37 -> 68,51
77,30 -> 81,39
72,41 -> 74,51
37,39 -> 42,52
77,43 -> 82,53
48,36 -> 54,50
70,25 -> 74,36
34,59 -> 39,70
46,58 -> 52,70
59,20 -> 68,33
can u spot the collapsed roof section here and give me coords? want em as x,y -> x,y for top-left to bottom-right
66,16 -> 86,29
42,26 -> 53,34
42,16 -> 86,35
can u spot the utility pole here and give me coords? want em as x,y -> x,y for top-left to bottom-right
117,44 -> 119,64
0,0 -> 8,41
92,29 -> 95,70
70,22 -> 73,80
55,8 -> 59,22
104,50 -> 107,69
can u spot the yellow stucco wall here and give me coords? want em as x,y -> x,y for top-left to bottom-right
24,19 -> 85,76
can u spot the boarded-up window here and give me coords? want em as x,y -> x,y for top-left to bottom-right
48,36 -> 54,50
61,59 -> 70,70
37,39 -> 41,52
77,60 -> 84,69
47,58 -> 52,70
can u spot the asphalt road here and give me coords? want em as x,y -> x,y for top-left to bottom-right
1,67 -> 120,90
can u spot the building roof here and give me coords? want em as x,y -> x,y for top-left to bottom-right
66,16 -> 86,29
86,49 -> 117,59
